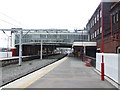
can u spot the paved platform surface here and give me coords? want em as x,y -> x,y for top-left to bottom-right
27,57 -> 115,88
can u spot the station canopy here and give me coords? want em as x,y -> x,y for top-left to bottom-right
72,42 -> 96,47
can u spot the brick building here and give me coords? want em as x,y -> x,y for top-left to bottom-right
86,2 -> 120,53
110,2 -> 120,53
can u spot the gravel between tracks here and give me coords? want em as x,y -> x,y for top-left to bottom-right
1,54 -> 66,86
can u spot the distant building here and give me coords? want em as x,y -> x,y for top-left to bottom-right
0,31 -> 11,51
86,2 -> 120,53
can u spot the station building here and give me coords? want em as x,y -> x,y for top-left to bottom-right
86,2 -> 120,53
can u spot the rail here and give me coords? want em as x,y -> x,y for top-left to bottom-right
1,54 -> 67,86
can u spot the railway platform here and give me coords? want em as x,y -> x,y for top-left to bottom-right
1,56 -> 117,89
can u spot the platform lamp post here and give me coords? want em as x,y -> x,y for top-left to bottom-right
101,1 -> 104,81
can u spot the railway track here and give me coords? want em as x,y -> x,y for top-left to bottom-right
1,54 -> 67,87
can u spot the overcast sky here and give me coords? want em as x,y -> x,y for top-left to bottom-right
0,0 -> 101,48
0,0 -> 101,30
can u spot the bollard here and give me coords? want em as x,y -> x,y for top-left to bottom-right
82,55 -> 84,61
101,55 -> 104,81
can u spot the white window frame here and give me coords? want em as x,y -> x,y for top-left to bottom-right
97,13 -> 99,21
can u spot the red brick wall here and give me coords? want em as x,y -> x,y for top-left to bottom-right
97,33 -> 120,53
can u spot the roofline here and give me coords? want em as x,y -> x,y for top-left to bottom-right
73,42 -> 96,47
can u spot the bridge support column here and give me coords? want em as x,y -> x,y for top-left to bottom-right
84,46 -> 86,55
82,46 -> 86,61
19,30 -> 22,66
40,40 -> 43,60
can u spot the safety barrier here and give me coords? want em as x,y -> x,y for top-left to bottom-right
96,53 -> 120,84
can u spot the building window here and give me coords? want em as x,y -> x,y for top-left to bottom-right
91,21 -> 93,27
100,10 -> 102,18
95,16 -> 97,24
88,25 -> 90,30
91,22 -> 92,28
117,47 -> 120,53
91,34 -> 92,39
112,15 -> 115,24
100,27 -> 102,33
97,13 -> 99,21
93,33 -> 94,38
116,13 -> 118,22
112,12 -> 119,24
97,29 -> 99,35
95,31 -> 96,37
91,34 -> 93,40
93,19 -> 94,26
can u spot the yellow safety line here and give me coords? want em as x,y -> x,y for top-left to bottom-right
18,57 -> 68,88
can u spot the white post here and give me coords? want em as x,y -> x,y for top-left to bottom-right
40,39 -> 43,60
84,46 -> 86,55
19,30 -> 22,66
